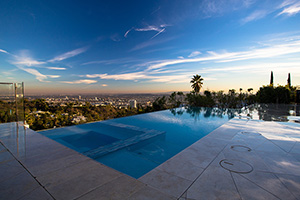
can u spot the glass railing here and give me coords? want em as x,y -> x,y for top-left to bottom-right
0,82 -> 25,125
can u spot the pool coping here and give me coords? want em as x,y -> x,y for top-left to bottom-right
1,116 -> 300,199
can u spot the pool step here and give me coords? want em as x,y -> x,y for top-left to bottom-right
84,122 -> 165,158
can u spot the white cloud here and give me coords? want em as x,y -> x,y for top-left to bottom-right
82,35 -> 300,84
85,71 -> 192,83
201,62 -> 300,78
86,72 -> 146,80
241,10 -> 268,24
18,67 -> 48,82
147,38 -> 300,69
188,51 -> 202,57
102,84 -> 108,87
278,1 -> 300,16
13,57 -> 45,66
0,49 -> 9,54
49,47 -> 88,62
47,75 -> 60,78
151,28 -> 166,39
62,79 -> 97,84
124,28 -> 133,38
135,25 -> 163,32
125,25 -> 168,39
47,67 -> 66,70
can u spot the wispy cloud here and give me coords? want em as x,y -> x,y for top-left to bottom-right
83,35 -> 300,84
101,84 -> 108,87
135,25 -> 164,32
201,62 -> 300,77
151,28 -> 166,39
48,47 -> 88,62
85,71 -> 192,83
200,0 -> 256,18
125,25 -> 168,39
13,51 -> 45,66
4,47 -> 87,82
124,28 -> 133,38
47,75 -> 60,78
0,49 -> 9,54
188,51 -> 202,57
240,0 -> 300,24
110,34 -> 122,42
62,79 -> 97,84
18,67 -> 49,82
241,10 -> 268,24
147,38 -> 300,69
278,1 -> 300,16
82,57 -> 145,66
16,66 -> 60,82
46,67 -> 67,70
9,51 -> 63,82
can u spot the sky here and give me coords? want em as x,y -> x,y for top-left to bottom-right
0,0 -> 300,94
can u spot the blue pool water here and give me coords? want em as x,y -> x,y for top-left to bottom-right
39,107 -> 235,178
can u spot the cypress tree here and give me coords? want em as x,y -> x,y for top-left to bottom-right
287,73 -> 291,88
270,71 -> 274,86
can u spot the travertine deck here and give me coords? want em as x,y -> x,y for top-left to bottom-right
1,117 -> 300,200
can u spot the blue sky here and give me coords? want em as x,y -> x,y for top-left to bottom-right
0,0 -> 300,94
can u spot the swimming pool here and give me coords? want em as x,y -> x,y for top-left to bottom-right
40,107 -> 235,178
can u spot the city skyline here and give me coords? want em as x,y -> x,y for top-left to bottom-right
1,0 -> 300,94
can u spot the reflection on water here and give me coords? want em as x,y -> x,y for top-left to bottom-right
170,104 -> 300,123
170,106 -> 243,121
256,104 -> 300,122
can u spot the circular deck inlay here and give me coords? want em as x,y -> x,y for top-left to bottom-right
230,145 -> 251,152
219,159 -> 253,174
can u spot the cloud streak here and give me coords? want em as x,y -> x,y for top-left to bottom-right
188,51 -> 202,57
16,66 -> 61,82
125,25 -> 168,39
6,47 -> 87,82
241,10 -> 268,24
47,67 -> 67,70
83,35 -> 300,84
0,49 -> 9,54
62,79 -> 97,84
278,1 -> 300,16
48,47 -> 88,62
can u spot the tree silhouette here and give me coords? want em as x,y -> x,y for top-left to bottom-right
287,73 -> 291,88
190,74 -> 204,94
270,71 -> 274,86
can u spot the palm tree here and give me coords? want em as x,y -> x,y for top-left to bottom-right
190,74 -> 204,94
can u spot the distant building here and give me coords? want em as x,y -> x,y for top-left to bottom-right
129,99 -> 137,108
65,96 -> 69,100
79,95 -> 81,100
95,97 -> 98,101
72,116 -> 86,123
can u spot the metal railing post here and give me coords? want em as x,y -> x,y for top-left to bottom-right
14,83 -> 18,122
